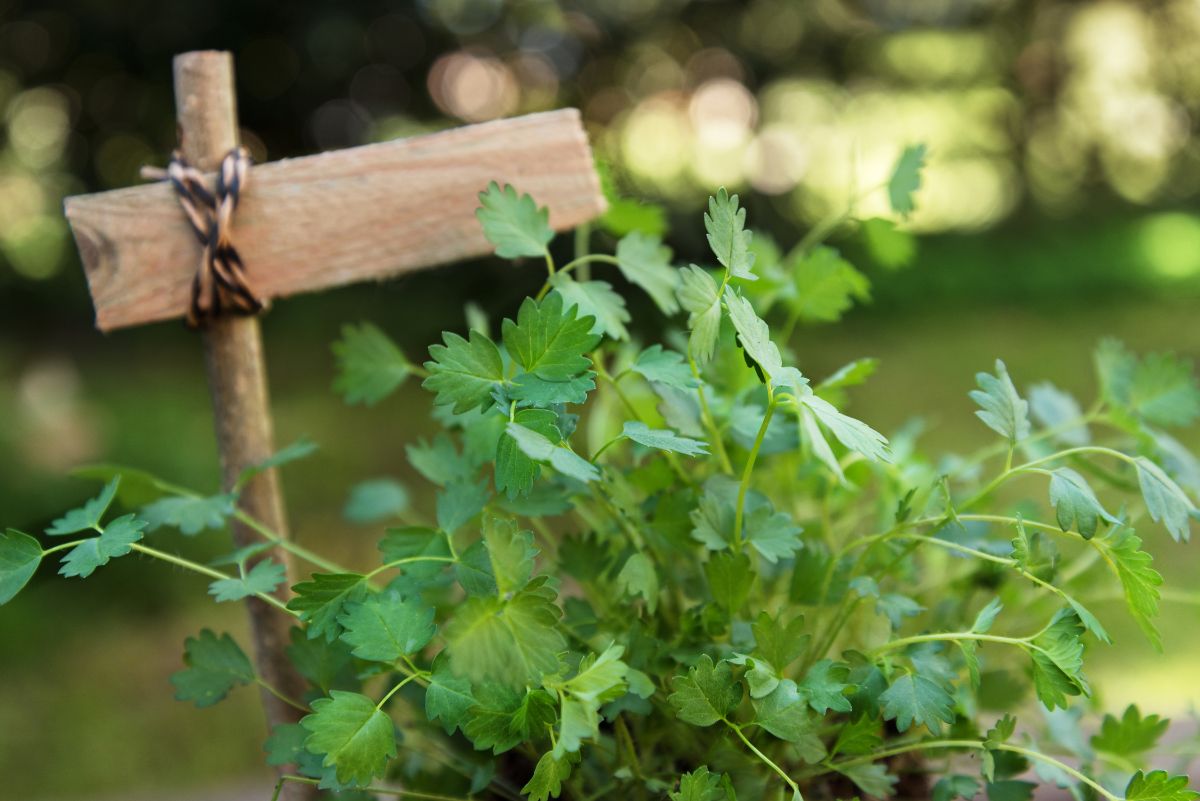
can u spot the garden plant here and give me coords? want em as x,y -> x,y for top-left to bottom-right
3,148 -> 1199,801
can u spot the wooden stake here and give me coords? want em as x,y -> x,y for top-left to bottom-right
173,51 -> 312,801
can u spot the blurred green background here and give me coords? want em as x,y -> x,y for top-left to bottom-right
1,0 -> 1199,798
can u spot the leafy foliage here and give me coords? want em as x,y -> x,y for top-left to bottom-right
8,162 -> 1200,801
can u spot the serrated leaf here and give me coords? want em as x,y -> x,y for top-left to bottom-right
796,391 -> 891,463
704,551 -> 754,614
616,552 -> 659,612
287,573 -> 369,642
302,690 -> 397,786
670,766 -> 726,801
0,529 -> 41,605
1094,526 -> 1163,649
752,611 -> 809,675
425,652 -> 476,735
496,409 -> 560,498
970,360 -> 1030,443
616,231 -> 680,314
1096,339 -> 1137,408
483,516 -> 538,596
724,288 -> 784,386
831,714 -> 883,757
1011,517 -> 1059,581
170,629 -> 254,708
503,293 -> 600,382
522,751 -> 575,801
744,505 -> 802,563
553,644 -> 629,757
1093,705 -> 1169,760
443,577 -> 565,686
668,654 -> 741,726
240,439 -> 319,487
704,188 -> 756,280
752,679 -> 821,746
1135,457 -> 1195,542
622,421 -> 708,456
1129,352 -> 1200,427
333,322 -> 411,406
678,265 -> 722,363
436,477 -> 489,534
972,598 -> 1003,634
506,422 -> 599,483
1030,609 -> 1089,709
888,144 -> 927,216
797,659 -> 853,714
934,774 -> 981,801
837,762 -> 898,798
1049,468 -> 1117,539
406,433 -> 470,487
632,345 -> 697,389
342,479 -> 408,524
1125,770 -> 1199,801
860,217 -> 917,270
378,527 -> 452,579
141,493 -> 235,536
879,672 -> 956,733
58,514 -> 146,579
286,627 -> 355,694
208,559 -> 287,602
550,277 -> 630,341
338,592 -> 436,662
510,372 -> 596,406
464,684 -> 557,754
785,246 -> 870,324
476,182 -> 553,259
45,478 -> 119,535
424,330 -> 506,414
1028,383 -> 1089,446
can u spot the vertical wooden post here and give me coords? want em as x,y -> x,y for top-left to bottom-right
173,51 -> 313,800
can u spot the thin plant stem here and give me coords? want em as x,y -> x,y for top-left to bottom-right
726,719 -> 803,801
129,542 -> 296,615
274,774 -> 476,801
734,391 -> 776,551
364,555 -> 457,581
232,510 -> 349,574
254,677 -> 309,713
689,355 -> 733,474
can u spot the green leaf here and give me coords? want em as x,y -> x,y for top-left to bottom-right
1011,516 -> 1059,581
510,372 -> 596,406
170,629 -> 254,708
343,479 -> 409,524
724,288 -> 784,386
286,628 -> 355,694
631,345 -> 697,389
476,182 -> 553,259
933,775 -> 981,801
668,654 -> 742,726
141,493 -> 235,536
859,217 -> 916,270
552,644 -> 629,756
45,478 -> 119,535
302,690 -> 397,786
1135,456 -> 1195,542
704,188 -> 756,280
1125,770 -> 1199,801
464,684 -> 557,754
503,293 -> 600,381
704,551 -> 754,613
1092,705 -> 1169,760
838,762 -> 898,798
483,516 -> 538,596
986,780 -> 1037,801
443,577 -> 565,686
797,659 -> 853,714
616,552 -> 659,612
970,360 -> 1030,443
1096,339 -> 1137,408
208,559 -> 286,602
333,322 -> 411,405
425,652 -> 476,735
378,527 -> 452,579
522,751 -> 575,801
407,433 -> 470,486
831,714 -> 883,757
1129,352 -> 1200,427
436,477 -> 489,534
1030,609 -> 1089,709
752,611 -> 809,677
550,277 -> 630,341
616,231 -> 680,314
496,409 -> 561,498
785,246 -> 870,324
240,439 -> 319,486
1028,383 -> 1089,446
287,573 -> 369,642
678,265 -> 722,362
506,422 -> 599,483
1049,468 -> 1117,539
338,592 -> 436,662
670,766 -> 727,801
1094,526 -> 1163,649
888,144 -> 927,216
879,672 -> 956,733
424,330 -> 506,414
795,391 -> 891,463
743,506 -> 802,563
752,679 -> 820,745
0,529 -> 41,605
72,464 -> 170,508
622,421 -> 708,456
59,514 -> 146,579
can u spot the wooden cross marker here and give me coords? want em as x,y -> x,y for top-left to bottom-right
62,50 -> 605,798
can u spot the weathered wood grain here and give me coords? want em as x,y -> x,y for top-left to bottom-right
64,108 -> 606,330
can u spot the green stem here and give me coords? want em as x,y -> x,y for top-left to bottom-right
377,672 -> 423,710
689,355 -> 733,474
871,631 -> 1030,656
41,539 -> 89,556
534,253 -> 621,299
232,510 -> 349,574
129,542 -> 296,615
726,720 -> 803,800
254,677 -> 309,713
959,445 -> 1138,512
591,434 -> 625,463
733,391 -> 776,551
364,555 -> 457,581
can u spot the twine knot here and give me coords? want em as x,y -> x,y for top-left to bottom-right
145,147 -> 264,327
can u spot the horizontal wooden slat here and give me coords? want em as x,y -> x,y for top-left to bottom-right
64,109 -> 606,331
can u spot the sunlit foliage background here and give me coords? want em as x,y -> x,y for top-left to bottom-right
1,1 -> 1198,798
